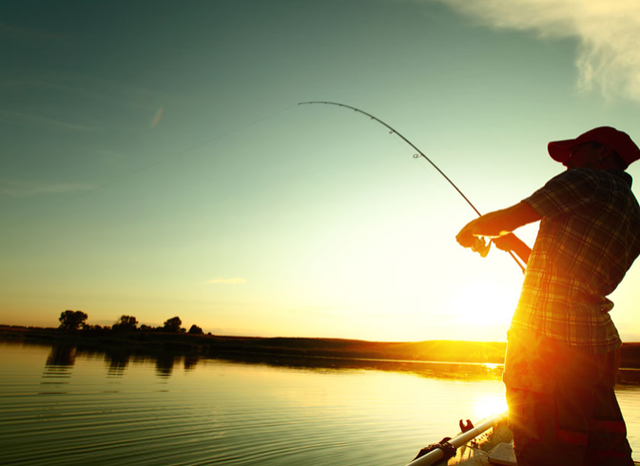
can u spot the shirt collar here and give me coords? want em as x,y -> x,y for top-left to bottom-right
608,170 -> 633,187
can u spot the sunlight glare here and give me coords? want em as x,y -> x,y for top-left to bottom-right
448,279 -> 517,327
472,394 -> 508,420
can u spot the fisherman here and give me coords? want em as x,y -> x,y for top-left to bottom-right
456,127 -> 640,466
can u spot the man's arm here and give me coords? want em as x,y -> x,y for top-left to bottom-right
456,201 -> 541,263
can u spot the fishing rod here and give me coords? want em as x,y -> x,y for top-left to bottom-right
298,101 -> 525,273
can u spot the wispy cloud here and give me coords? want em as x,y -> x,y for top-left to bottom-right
208,277 -> 247,285
0,180 -> 94,197
432,0 -> 640,102
0,109 -> 99,131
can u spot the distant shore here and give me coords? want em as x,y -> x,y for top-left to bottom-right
0,325 -> 508,363
3,325 -> 640,371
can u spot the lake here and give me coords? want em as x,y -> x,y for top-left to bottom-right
1,341 -> 640,465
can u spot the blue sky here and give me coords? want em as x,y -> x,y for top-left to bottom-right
2,0 -> 640,342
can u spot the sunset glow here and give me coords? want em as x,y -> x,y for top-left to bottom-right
2,1 -> 640,343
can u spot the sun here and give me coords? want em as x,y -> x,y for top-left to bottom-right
447,279 -> 519,328
472,394 -> 509,420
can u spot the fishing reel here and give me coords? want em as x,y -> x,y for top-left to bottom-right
471,237 -> 491,258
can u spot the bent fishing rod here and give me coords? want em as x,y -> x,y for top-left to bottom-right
298,101 -> 525,273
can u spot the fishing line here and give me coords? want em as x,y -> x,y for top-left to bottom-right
298,100 -> 526,273
1,104 -> 297,232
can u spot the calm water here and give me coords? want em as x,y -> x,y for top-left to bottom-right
1,342 -> 640,465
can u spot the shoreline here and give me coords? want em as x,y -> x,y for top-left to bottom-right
3,325 -> 640,375
0,325 -> 509,363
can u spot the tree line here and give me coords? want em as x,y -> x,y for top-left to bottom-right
58,310 -> 205,335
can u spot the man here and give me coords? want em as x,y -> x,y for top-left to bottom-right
456,126 -> 640,466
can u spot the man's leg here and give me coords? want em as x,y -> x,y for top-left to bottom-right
504,329 -> 590,466
584,350 -> 634,466
506,385 -> 590,466
505,332 -> 634,466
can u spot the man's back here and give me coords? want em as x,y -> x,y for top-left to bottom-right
512,167 -> 640,352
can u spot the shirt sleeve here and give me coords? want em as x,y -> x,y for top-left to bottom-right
523,168 -> 599,220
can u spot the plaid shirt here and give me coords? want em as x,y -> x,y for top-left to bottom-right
510,168 -> 640,353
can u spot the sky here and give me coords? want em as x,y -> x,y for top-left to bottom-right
2,0 -> 640,342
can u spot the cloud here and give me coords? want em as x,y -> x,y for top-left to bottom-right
208,277 -> 247,285
0,109 -> 99,131
0,180 -> 93,197
433,0 -> 640,102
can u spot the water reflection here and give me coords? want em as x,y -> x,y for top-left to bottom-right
32,342 -> 509,386
36,345 -> 207,382
155,353 -> 176,378
104,351 -> 131,378
30,341 -> 640,397
184,355 -> 199,371
40,345 -> 76,394
45,344 -> 76,368
212,352 -> 505,381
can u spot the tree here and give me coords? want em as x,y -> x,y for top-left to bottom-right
58,310 -> 88,331
188,324 -> 203,335
112,315 -> 138,332
163,316 -> 182,333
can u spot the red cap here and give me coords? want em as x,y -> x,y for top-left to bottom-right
548,126 -> 640,168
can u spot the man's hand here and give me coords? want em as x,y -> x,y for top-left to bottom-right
456,202 -> 540,263
492,233 -> 519,252
456,218 -> 491,257
492,233 -> 532,264
456,218 -> 482,248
